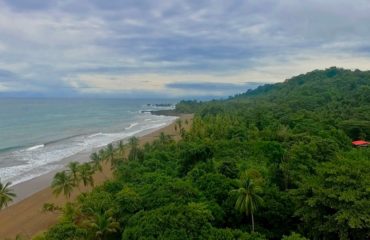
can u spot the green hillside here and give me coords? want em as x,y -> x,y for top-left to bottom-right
238,67 -> 370,139
178,67 -> 370,139
39,68 -> 370,240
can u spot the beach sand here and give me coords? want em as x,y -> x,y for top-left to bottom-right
0,114 -> 193,239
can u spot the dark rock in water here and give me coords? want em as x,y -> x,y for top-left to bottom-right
141,109 -> 180,116
156,103 -> 173,107
146,103 -> 173,107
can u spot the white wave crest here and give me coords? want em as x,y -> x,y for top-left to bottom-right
125,122 -> 138,130
26,144 -> 45,151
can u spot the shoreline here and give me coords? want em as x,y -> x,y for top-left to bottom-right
0,109 -> 177,189
9,116 -> 177,205
0,114 -> 193,239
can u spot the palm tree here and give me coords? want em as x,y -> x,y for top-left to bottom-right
68,161 -> 80,185
128,136 -> 139,148
232,172 -> 263,232
14,234 -> 27,240
98,148 -> 107,163
51,171 -> 75,199
128,136 -> 139,161
42,202 -> 62,213
84,209 -> 120,240
79,163 -> 94,187
176,119 -> 182,130
105,143 -> 114,165
90,152 -> 102,173
118,140 -> 125,157
159,132 -> 167,144
0,180 -> 16,209
279,156 -> 291,191
110,157 -> 122,170
63,202 -> 84,225
180,127 -> 186,138
143,142 -> 151,152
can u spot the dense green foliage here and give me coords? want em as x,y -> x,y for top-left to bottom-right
39,68 -> 370,240
0,180 -> 16,209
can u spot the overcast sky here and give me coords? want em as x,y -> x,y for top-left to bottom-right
0,0 -> 370,98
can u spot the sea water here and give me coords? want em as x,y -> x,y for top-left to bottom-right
0,98 -> 177,185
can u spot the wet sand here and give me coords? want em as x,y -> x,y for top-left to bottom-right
0,114 -> 193,239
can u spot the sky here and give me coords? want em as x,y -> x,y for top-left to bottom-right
0,0 -> 370,98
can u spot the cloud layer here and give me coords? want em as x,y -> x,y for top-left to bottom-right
0,0 -> 370,97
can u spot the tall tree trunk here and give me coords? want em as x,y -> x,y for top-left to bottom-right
284,174 -> 288,191
251,212 -> 255,232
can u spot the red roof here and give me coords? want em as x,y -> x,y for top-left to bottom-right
352,140 -> 369,145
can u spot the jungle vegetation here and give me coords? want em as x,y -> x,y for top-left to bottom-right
36,67 -> 370,240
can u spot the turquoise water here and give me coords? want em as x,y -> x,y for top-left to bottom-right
0,98 -> 176,184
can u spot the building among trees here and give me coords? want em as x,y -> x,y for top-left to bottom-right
352,140 -> 369,147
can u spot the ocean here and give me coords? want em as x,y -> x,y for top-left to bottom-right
0,98 -> 177,185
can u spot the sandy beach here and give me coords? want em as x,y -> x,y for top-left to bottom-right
0,114 -> 193,239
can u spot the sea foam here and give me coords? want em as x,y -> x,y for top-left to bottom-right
0,115 -> 177,186
26,144 -> 45,151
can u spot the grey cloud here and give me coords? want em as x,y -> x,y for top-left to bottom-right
0,69 -> 17,79
166,81 -> 262,93
3,0 -> 57,11
0,0 -> 370,97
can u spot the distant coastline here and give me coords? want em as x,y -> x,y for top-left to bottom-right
0,98 -> 177,186
142,109 -> 181,116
